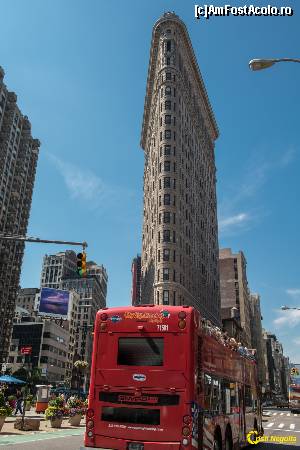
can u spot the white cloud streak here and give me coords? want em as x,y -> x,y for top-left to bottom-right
218,147 -> 296,236
286,288 -> 300,298
218,213 -> 250,231
273,310 -> 300,328
46,153 -> 119,210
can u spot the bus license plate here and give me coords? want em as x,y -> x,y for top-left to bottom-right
127,443 -> 144,450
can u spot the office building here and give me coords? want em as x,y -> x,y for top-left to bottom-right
16,288 -> 39,316
40,250 -> 77,289
249,293 -> 266,386
0,66 -> 40,362
131,255 -> 142,305
140,12 -> 221,325
219,248 -> 251,347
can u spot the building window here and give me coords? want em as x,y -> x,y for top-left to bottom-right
165,130 -> 171,139
165,100 -> 171,110
164,177 -> 171,188
166,40 -> 171,52
164,161 -> 171,172
166,72 -> 172,80
165,86 -> 171,95
163,290 -> 169,305
163,230 -> 170,242
173,291 -> 176,305
163,249 -> 170,261
163,211 -> 170,223
165,115 -> 171,124
173,270 -> 176,282
164,145 -> 171,155
157,291 -> 160,304
163,268 -> 169,281
158,250 -> 161,262
164,194 -> 170,205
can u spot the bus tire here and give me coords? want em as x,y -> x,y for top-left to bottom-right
225,427 -> 233,450
213,429 -> 222,450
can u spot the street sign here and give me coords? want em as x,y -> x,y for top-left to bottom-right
20,346 -> 32,355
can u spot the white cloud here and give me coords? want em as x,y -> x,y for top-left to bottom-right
273,310 -> 300,328
286,288 -> 300,298
293,338 -> 300,345
219,213 -> 250,231
47,153 -> 110,203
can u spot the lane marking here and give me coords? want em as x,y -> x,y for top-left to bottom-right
272,412 -> 277,416
280,412 -> 284,416
290,424 -> 295,430
267,422 -> 274,428
278,423 -> 284,428
287,413 -> 290,416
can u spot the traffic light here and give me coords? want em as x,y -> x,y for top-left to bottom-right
291,367 -> 299,376
82,251 -> 87,277
77,252 -> 87,277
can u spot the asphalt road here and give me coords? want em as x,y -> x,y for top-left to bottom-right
260,407 -> 300,448
3,408 -> 299,449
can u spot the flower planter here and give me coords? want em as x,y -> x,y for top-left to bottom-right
25,404 -> 31,411
50,417 -> 63,428
69,414 -> 82,426
0,416 -> 5,432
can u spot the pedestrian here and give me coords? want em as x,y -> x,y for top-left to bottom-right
14,388 -> 24,415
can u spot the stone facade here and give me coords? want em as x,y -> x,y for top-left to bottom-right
219,248 -> 251,346
16,288 -> 39,316
0,67 -> 40,362
249,293 -> 266,386
140,13 -> 221,325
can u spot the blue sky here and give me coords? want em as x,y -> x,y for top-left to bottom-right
1,0 -> 299,362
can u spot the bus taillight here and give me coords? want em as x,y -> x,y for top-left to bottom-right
181,437 -> 190,446
178,319 -> 186,329
87,408 -> 94,418
100,313 -> 108,321
87,420 -> 94,429
100,322 -> 107,331
183,415 -> 192,424
182,426 -> 191,436
178,311 -> 187,319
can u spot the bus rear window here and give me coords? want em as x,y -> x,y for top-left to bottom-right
102,406 -> 160,425
117,337 -> 164,366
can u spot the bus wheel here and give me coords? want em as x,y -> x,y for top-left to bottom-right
225,430 -> 233,450
213,436 -> 221,450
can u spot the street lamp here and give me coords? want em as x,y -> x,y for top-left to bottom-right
281,306 -> 300,311
249,58 -> 300,71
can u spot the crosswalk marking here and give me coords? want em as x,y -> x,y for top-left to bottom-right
280,412 -> 284,415
278,423 -> 284,428
267,423 -> 274,428
294,414 -> 298,417
272,412 -> 277,416
287,413 -> 290,416
290,424 -> 295,430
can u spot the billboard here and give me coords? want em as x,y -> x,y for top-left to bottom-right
289,364 -> 300,402
38,288 -> 70,319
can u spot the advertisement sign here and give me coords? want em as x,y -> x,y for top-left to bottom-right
289,364 -> 300,403
20,346 -> 32,355
38,288 -> 70,319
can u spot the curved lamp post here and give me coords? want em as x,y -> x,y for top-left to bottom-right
249,58 -> 300,71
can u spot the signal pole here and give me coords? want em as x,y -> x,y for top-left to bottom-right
0,233 -> 87,251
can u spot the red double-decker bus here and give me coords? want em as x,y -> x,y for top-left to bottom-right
81,305 -> 262,450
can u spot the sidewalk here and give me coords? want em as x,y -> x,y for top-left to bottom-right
4,409 -> 46,423
1,409 -> 85,443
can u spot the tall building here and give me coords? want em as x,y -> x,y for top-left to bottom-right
249,293 -> 266,386
40,251 -> 107,385
131,255 -> 142,305
16,288 -> 39,316
140,12 -> 221,325
0,66 -> 40,362
8,317 -> 69,382
60,262 -> 107,364
219,248 -> 251,346
40,250 -> 77,289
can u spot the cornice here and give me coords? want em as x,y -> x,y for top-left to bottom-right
140,12 -> 219,151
